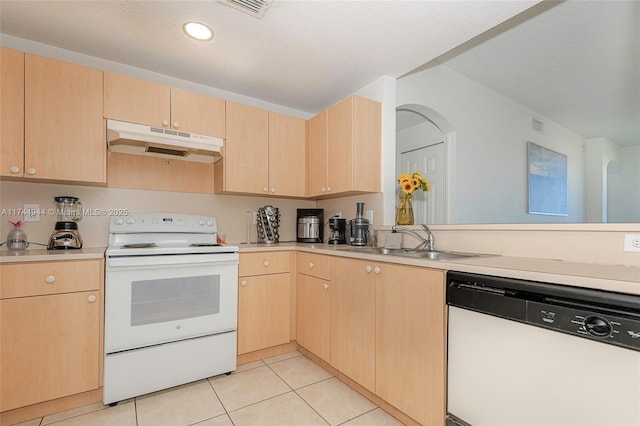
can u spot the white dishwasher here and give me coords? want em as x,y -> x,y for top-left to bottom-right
446,271 -> 640,426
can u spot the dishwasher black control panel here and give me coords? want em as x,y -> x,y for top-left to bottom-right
447,271 -> 640,352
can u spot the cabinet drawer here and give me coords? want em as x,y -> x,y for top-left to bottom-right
0,260 -> 102,299
239,251 -> 291,276
297,252 -> 331,280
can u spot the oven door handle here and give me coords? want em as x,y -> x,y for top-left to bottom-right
107,253 -> 238,268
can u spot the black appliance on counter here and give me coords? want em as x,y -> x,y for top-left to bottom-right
297,209 -> 323,243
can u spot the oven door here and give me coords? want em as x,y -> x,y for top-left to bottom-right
105,253 -> 238,353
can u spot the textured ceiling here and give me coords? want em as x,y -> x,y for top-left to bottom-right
0,0 -> 536,114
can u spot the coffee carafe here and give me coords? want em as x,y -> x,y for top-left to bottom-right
327,217 -> 346,245
346,203 -> 369,246
47,196 -> 83,250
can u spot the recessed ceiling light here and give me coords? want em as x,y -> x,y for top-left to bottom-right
182,22 -> 214,41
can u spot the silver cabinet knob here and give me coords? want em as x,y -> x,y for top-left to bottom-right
263,187 -> 269,192
323,283 -> 329,290
241,280 -> 247,287
321,187 -> 326,193
309,262 -> 315,269
374,267 -> 381,274
87,295 -> 97,303
162,119 -> 169,126
327,186 -> 332,192
45,275 -> 56,283
263,260 -> 269,267
271,187 -> 276,193
173,121 -> 179,128
365,265 -> 372,273
9,166 -> 20,174
26,168 -> 36,175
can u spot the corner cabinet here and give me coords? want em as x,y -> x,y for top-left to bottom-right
306,95 -> 381,197
0,259 -> 104,413
215,103 -> 305,197
237,251 -> 293,355
4,54 -> 105,184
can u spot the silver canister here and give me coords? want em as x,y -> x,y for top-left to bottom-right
256,205 -> 280,244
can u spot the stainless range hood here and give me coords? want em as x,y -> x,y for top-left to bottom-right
106,120 -> 223,163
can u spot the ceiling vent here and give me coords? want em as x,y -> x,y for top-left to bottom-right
218,0 -> 272,18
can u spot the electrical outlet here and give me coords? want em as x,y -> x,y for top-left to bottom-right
23,204 -> 40,222
623,234 -> 640,252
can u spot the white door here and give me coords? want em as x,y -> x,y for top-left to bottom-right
400,142 -> 445,224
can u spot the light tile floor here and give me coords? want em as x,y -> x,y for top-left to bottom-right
15,351 -> 404,426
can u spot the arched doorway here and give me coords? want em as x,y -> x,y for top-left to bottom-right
396,104 -> 455,224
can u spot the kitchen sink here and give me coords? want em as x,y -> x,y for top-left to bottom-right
336,246 -> 488,261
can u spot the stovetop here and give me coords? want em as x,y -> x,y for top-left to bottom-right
106,213 -> 238,257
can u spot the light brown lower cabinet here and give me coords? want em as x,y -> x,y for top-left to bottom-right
375,264 -> 446,426
296,273 -> 331,362
237,273 -> 291,354
299,255 -> 446,425
0,260 -> 103,413
330,257 -> 376,393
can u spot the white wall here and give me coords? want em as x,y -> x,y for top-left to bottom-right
396,64 -> 587,224
608,144 -> 640,222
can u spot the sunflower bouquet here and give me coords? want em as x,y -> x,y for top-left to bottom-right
396,172 -> 430,225
398,172 -> 430,195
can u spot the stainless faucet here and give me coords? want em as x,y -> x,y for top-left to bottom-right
391,224 -> 435,251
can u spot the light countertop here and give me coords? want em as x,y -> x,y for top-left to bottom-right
0,247 -> 106,263
237,242 -> 640,296
2,243 -> 638,296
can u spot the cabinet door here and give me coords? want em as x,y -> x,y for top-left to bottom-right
330,257 -> 375,392
327,97 -> 353,195
25,55 -> 105,183
352,96 -> 381,192
170,88 -> 225,137
223,102 -> 269,195
296,273 -> 331,362
103,72 -> 170,127
376,264 -> 446,426
0,47 -> 24,178
237,273 -> 291,354
1,291 -> 101,411
306,110 -> 328,197
268,112 -> 305,197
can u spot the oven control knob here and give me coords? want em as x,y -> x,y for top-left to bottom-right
584,316 -> 612,337
206,219 -> 213,226
126,217 -> 135,225
114,217 -> 124,225
198,218 -> 205,226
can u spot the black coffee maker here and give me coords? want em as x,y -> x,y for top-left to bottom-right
327,217 -> 346,244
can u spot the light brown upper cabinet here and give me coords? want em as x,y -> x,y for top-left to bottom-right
306,95 -> 381,198
103,72 -> 225,137
268,112 -> 306,197
24,54 -> 105,184
0,47 -> 24,178
215,102 -> 305,197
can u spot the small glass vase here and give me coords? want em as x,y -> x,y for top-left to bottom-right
396,193 -> 414,225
